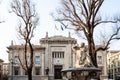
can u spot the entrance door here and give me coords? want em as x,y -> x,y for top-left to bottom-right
54,65 -> 62,79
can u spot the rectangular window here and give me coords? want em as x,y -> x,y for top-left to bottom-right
27,56 -> 30,64
35,67 -> 41,75
118,61 -> 120,66
52,52 -> 54,58
62,52 -> 64,58
35,56 -> 40,64
14,56 -> 19,63
97,56 -> 102,64
14,67 -> 20,75
0,66 -> 1,71
118,68 -> 120,72
52,52 -> 64,58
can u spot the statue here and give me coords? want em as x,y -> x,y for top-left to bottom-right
72,42 -> 92,68
45,67 -> 49,75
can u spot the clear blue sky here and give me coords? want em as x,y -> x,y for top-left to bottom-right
0,0 -> 120,62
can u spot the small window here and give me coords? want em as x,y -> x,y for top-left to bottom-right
35,56 -> 40,64
62,52 -> 64,58
52,52 -> 54,58
14,56 -> 19,63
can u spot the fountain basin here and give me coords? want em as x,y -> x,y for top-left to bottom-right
62,67 -> 101,72
62,67 -> 101,80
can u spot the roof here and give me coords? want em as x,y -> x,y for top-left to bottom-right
108,50 -> 120,53
7,45 -> 45,50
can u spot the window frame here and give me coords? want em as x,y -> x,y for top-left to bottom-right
35,56 -> 40,64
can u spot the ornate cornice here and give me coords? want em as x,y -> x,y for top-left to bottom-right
40,35 -> 77,44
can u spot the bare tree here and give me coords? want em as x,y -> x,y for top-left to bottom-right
10,0 -> 39,80
0,0 -> 4,23
53,0 -> 120,67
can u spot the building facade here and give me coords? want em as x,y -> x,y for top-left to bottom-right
107,50 -> 120,80
3,63 -> 9,75
2,63 -> 9,80
97,50 -> 108,80
7,33 -> 107,80
0,59 -> 4,80
7,33 -> 77,80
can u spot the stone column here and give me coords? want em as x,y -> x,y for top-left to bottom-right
41,51 -> 45,76
73,53 -> 75,68
101,51 -> 108,80
103,51 -> 108,76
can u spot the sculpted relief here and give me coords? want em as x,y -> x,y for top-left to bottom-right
72,42 -> 92,68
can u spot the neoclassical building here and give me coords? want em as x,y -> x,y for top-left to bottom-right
8,32 -> 76,80
0,59 -> 4,80
107,50 -> 120,80
7,32 -> 108,80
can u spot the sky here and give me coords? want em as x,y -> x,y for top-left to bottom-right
0,0 -> 120,63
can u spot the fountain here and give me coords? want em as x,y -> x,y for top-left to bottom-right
62,42 -> 101,80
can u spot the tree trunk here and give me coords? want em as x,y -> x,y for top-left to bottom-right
91,52 -> 97,67
28,69 -> 32,80
88,33 -> 98,67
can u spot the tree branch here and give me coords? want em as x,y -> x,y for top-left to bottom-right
94,20 -> 118,27
96,27 -> 120,52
